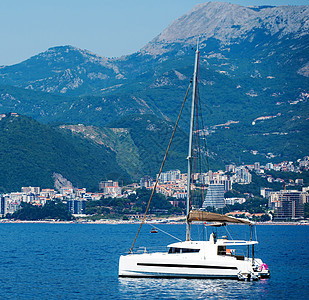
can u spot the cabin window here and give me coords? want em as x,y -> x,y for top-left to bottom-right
217,246 -> 227,255
168,247 -> 200,254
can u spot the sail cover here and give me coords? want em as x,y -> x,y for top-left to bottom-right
187,210 -> 252,225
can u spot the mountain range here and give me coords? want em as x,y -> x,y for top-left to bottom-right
0,2 -> 308,191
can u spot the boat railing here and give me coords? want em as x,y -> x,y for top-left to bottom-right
125,246 -> 167,254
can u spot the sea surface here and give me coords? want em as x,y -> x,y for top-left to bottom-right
0,223 -> 308,299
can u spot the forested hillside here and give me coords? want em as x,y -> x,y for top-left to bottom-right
0,114 -> 129,192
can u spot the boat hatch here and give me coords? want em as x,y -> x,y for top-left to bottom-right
168,247 -> 200,254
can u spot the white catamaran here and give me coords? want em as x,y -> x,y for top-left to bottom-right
119,45 -> 270,281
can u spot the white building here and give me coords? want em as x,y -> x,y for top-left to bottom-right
99,180 -> 122,198
224,198 -> 246,206
233,167 -> 252,184
157,170 -> 181,183
260,187 -> 273,199
21,186 -> 40,194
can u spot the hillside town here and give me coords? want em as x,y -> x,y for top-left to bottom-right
1,156 -> 308,222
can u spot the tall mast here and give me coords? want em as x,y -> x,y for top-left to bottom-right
186,43 -> 199,241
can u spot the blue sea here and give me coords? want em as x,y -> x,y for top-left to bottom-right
0,223 -> 308,299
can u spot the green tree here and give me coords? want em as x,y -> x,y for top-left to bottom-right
10,201 -> 73,221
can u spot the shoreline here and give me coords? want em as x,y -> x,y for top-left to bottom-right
0,219 -> 308,225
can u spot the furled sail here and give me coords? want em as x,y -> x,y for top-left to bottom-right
187,210 -> 253,225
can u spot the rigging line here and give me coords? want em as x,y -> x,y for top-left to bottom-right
191,52 -> 200,209
192,103 -> 199,208
197,94 -> 210,203
224,224 -> 234,241
197,60 -> 209,171
146,223 -> 182,242
194,96 -> 205,209
192,51 -> 200,177
198,93 -> 210,172
129,79 -> 193,254
224,204 -> 234,215
197,131 -> 205,208
192,82 -> 199,174
194,116 -> 205,204
195,99 -> 204,177
192,66 -> 200,175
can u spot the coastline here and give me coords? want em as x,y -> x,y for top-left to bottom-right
0,219 -> 308,225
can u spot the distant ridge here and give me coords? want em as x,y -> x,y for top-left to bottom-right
0,45 -> 122,95
0,1 -> 307,183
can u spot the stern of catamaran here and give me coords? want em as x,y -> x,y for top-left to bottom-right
252,258 -> 270,279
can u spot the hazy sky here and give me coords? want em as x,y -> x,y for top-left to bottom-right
0,0 -> 308,65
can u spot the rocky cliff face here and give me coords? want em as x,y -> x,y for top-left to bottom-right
142,2 -> 309,55
53,173 -> 73,190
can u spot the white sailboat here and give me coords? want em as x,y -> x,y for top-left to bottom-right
119,45 -> 270,281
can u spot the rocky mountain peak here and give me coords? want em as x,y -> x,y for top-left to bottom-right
0,45 -> 123,95
29,45 -> 111,67
142,1 -> 309,56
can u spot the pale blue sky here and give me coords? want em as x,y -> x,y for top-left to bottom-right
0,0 -> 308,65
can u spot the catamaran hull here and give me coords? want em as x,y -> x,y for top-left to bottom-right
119,253 -> 261,280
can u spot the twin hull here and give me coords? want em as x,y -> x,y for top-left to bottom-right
119,252 -> 257,279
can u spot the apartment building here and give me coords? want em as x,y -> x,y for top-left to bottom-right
269,190 -> 304,220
